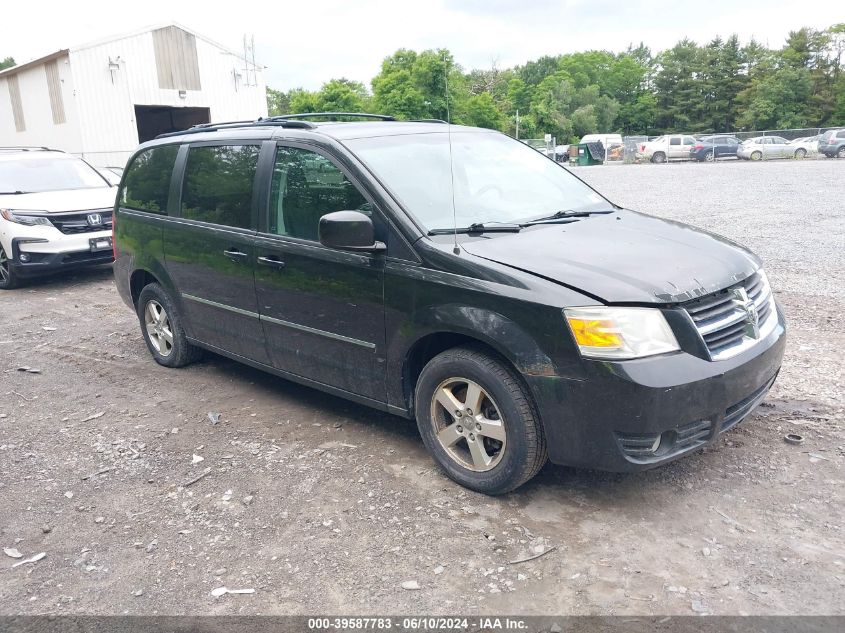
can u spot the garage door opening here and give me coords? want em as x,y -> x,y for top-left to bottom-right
135,105 -> 210,142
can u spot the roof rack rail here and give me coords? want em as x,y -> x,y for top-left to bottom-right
410,119 -> 447,124
155,118 -> 317,139
273,112 -> 396,121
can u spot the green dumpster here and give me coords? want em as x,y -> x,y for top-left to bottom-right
577,143 -> 603,166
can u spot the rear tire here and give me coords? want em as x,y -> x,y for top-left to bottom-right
794,148 -> 807,159
651,152 -> 666,164
704,151 -> 715,162
838,147 -> 845,159
414,345 -> 547,495
137,283 -> 202,368
751,151 -> 763,161
0,244 -> 21,290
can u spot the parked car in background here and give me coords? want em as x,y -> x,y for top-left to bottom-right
818,129 -> 845,158
788,136 -> 819,158
737,136 -> 798,161
114,114 -> 785,494
638,134 -> 697,163
689,135 -> 742,161
0,147 -> 116,289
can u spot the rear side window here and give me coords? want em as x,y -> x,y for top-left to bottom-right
268,146 -> 367,241
837,131 -> 845,139
181,145 -> 260,229
121,145 -> 179,213
670,137 -> 680,146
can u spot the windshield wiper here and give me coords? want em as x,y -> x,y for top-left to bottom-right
428,222 -> 522,235
521,208 -> 616,225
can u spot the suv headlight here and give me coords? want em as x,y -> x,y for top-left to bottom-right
0,209 -> 53,227
564,306 -> 680,360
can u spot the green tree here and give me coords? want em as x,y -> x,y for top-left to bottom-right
266,87 -> 290,116
0,57 -> 14,71
463,92 -> 505,130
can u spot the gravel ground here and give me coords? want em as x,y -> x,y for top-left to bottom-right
0,159 -> 842,616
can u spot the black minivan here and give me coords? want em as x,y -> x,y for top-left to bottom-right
114,114 -> 786,494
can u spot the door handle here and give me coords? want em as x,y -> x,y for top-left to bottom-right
257,256 -> 286,269
223,249 -> 248,262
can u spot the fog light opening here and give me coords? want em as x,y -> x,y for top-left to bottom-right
18,253 -> 30,263
650,435 -> 661,453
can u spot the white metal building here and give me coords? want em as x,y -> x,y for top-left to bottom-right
0,23 -> 267,167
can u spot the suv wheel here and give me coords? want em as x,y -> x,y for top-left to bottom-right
414,346 -> 547,495
838,147 -> 845,159
651,152 -> 666,164
704,150 -> 715,162
0,244 -> 20,290
137,283 -> 202,368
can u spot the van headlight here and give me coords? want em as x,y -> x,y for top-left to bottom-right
0,209 -> 53,227
564,307 -> 680,360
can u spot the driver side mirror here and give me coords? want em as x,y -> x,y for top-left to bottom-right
319,211 -> 386,253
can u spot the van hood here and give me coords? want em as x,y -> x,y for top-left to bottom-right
460,210 -> 761,304
0,187 -> 117,213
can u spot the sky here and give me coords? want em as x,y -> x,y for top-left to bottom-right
2,0 -> 843,90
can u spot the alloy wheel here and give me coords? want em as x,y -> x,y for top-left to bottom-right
705,151 -> 715,162
794,148 -> 806,159
838,147 -> 845,158
144,300 -> 174,357
430,378 -> 507,472
751,151 -> 762,161
0,246 -> 10,285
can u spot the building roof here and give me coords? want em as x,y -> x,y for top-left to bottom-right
0,22 -> 261,79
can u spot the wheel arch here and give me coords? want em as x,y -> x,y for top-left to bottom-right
400,312 -> 557,414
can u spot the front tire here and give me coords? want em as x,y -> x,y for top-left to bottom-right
0,244 -> 21,290
414,346 -> 547,495
137,283 -> 202,368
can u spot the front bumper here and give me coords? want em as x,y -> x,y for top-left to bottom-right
9,233 -> 113,277
527,304 -> 786,471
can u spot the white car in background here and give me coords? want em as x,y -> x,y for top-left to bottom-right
737,136 -> 802,161
788,135 -> 820,158
0,148 -> 116,289
637,134 -> 697,163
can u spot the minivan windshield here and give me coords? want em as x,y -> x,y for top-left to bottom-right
345,131 -> 613,231
0,156 -> 110,194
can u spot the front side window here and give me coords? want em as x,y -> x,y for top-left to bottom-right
181,145 -> 259,229
121,145 -> 179,213
346,131 -> 612,232
0,155 -> 109,194
268,146 -> 368,241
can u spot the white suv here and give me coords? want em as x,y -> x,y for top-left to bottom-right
0,148 -> 117,289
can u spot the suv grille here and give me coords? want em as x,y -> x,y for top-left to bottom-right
49,209 -> 113,235
684,272 -> 774,360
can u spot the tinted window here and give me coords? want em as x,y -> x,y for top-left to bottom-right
268,147 -> 367,241
121,145 -> 179,213
837,131 -> 845,139
670,138 -> 681,146
683,136 -> 696,145
181,145 -> 259,229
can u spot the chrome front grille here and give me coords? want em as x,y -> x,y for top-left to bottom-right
49,209 -> 113,235
684,272 -> 776,360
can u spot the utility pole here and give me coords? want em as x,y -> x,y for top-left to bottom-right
515,109 -> 520,140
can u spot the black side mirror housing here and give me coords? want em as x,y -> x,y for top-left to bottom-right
319,211 -> 386,253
